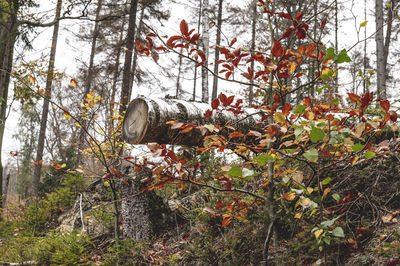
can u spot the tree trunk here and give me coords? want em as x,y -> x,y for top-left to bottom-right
32,0 -> 62,198
192,0 -> 203,101
211,0 -> 223,101
176,48 -> 183,98
0,3 -> 19,209
121,167 -> 153,240
77,0 -> 103,166
363,0 -> 368,93
375,0 -> 387,100
201,0 -> 209,103
129,5 -> 145,93
121,97 -> 263,146
119,0 -> 138,114
249,0 -> 257,105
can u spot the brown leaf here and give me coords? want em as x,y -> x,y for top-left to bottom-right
271,40 -> 285,57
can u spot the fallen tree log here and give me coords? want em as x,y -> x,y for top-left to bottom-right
121,97 -> 264,146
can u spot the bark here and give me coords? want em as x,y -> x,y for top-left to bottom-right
375,0 -> 387,100
334,0 -> 338,92
121,97 -> 263,146
211,0 -> 223,101
192,0 -> 203,101
77,0 -> 103,166
249,0 -> 257,105
0,4 -> 18,209
201,0 -> 209,103
176,48 -> 183,98
121,167 -> 153,240
363,0 -> 368,93
119,0 -> 138,114
129,5 -> 145,93
32,0 -> 62,198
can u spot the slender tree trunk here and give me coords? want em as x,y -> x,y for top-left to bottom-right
334,0 -> 338,92
176,48 -> 183,98
383,0 -> 394,96
201,0 -> 209,103
129,5 -> 145,94
375,0 -> 386,100
119,0 -> 138,114
0,4 -> 19,209
211,0 -> 223,101
249,0 -> 257,105
32,0 -> 62,198
109,18 -> 126,134
193,0 -> 202,101
363,0 -> 368,93
76,0 -> 103,166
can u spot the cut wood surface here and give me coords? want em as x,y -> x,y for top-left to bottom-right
122,97 -> 264,146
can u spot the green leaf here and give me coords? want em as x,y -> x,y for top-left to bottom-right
316,259 -> 322,265
321,177 -> 332,185
360,20 -> 368,27
227,166 -> 242,177
332,193 -> 340,202
321,217 -> 338,229
310,127 -> 325,143
351,143 -> 364,152
294,127 -> 304,139
323,236 -> 332,245
365,151 -> 376,159
332,226 -> 345,238
304,148 -> 318,162
326,47 -> 335,59
254,154 -> 273,166
282,176 -> 290,184
293,104 -> 306,114
336,49 -> 351,64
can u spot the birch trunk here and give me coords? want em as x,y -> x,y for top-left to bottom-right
375,0 -> 387,100
32,0 -> 62,198
201,0 -> 209,103
121,97 -> 263,146
193,0 -> 202,101
211,0 -> 223,101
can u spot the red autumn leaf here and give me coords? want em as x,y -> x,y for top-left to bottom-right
303,97 -> 311,107
167,150 -> 179,161
216,199 -> 224,209
241,73 -> 251,80
321,18 -> 327,29
225,71 -> 232,80
282,103 -> 292,116
384,113 -> 391,123
211,98 -> 220,109
271,40 -> 285,57
294,11 -> 304,21
102,173 -> 113,180
219,47 -> 230,54
204,109 -> 213,118
180,19 -> 189,36
190,33 -> 200,44
361,91 -> 373,108
226,95 -> 234,106
348,93 -> 361,103
380,100 -> 390,112
166,35 -> 182,48
296,28 -> 306,39
273,93 -> 281,104
228,132 -> 244,138
222,216 -> 232,227
110,167 -> 120,177
219,93 -> 228,105
305,43 -> 316,54
230,37 -> 237,47
277,72 -> 291,78
277,12 -> 292,20
282,27 -> 294,38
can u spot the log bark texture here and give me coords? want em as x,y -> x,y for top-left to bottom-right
122,97 -> 263,146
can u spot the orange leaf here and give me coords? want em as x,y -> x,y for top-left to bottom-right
282,103 -> 292,116
222,217 -> 232,227
303,97 -> 311,107
282,191 -> 296,201
271,40 -> 285,57
228,132 -> 244,139
70,79 -> 77,87
33,159 -> 43,165
180,126 -> 194,134
29,75 -> 36,84
348,93 -> 361,103
380,100 -> 390,112
204,109 -> 213,118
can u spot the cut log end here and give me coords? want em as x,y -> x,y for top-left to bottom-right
122,98 -> 149,144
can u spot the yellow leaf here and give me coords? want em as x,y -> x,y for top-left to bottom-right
288,61 -> 297,74
75,122 -> 82,128
294,213 -> 302,219
360,20 -> 368,27
60,163 -> 66,168
63,112 -> 71,120
323,187 -> 331,198
282,191 -> 296,201
306,187 -> 314,194
350,156 -> 359,166
314,229 -> 323,240
29,75 -> 36,84
274,112 -> 286,123
70,78 -> 77,87
300,197 -> 311,207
